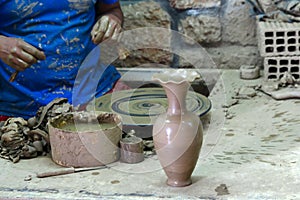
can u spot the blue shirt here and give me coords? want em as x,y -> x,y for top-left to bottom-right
0,0 -> 121,119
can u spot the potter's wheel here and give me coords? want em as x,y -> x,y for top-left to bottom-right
88,88 -> 211,127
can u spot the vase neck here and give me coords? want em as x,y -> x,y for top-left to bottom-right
162,81 -> 189,115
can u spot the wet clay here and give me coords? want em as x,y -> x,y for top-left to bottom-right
215,184 -> 230,196
265,87 -> 300,100
48,112 -> 122,167
61,122 -> 117,132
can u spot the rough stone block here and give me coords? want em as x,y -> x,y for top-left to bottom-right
221,0 -> 257,46
179,14 -> 221,44
179,45 -> 262,69
205,45 -> 261,69
122,1 -> 171,29
116,1 -> 173,68
169,0 -> 221,9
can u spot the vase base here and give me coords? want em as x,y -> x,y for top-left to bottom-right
166,178 -> 192,187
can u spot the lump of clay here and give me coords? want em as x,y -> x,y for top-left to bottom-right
0,98 -> 73,163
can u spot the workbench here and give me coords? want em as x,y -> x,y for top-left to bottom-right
0,70 -> 299,199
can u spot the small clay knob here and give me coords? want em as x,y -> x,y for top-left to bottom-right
27,117 -> 37,128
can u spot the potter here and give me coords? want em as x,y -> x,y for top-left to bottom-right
0,0 -> 125,120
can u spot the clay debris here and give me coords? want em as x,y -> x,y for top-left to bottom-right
258,72 -> 300,100
246,0 -> 300,22
222,85 -> 259,120
233,86 -> 257,100
215,183 -> 230,196
0,98 -> 73,163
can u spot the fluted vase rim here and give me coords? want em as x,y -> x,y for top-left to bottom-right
152,69 -> 200,84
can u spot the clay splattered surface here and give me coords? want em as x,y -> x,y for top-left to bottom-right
0,70 -> 299,199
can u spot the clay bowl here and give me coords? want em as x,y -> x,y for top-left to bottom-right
48,112 -> 122,167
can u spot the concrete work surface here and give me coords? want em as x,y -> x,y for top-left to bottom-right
0,70 -> 299,199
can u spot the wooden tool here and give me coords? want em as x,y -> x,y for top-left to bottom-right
9,71 -> 19,82
37,166 -> 108,178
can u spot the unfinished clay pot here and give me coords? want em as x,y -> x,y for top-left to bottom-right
48,112 -> 122,167
152,69 -> 203,187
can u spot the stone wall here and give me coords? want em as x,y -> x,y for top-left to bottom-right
116,0 -> 261,69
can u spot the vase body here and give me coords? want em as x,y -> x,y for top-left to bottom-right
152,78 -> 203,187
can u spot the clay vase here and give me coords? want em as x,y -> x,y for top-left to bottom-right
152,69 -> 203,187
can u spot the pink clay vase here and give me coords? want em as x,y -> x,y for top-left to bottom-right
152,69 -> 203,187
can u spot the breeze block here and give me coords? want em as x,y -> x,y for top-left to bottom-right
257,21 -> 300,57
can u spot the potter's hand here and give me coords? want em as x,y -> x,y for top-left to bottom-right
91,14 -> 122,44
0,35 -> 46,72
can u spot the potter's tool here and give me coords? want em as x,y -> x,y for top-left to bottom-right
9,71 -> 19,82
37,166 -> 108,178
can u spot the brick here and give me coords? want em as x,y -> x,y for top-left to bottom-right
257,21 -> 300,57
264,56 -> 300,81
